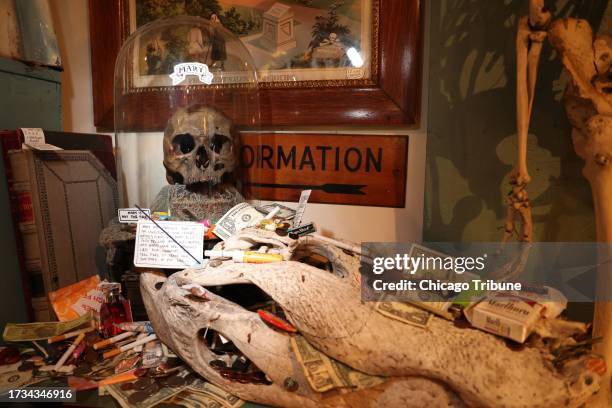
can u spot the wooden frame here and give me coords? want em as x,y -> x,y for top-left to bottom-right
89,0 -> 423,131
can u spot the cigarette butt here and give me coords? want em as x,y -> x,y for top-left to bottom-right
54,333 -> 85,371
264,206 -> 280,219
98,369 -> 138,387
48,324 -> 95,344
102,334 -> 157,359
93,331 -> 136,350
102,347 -> 121,359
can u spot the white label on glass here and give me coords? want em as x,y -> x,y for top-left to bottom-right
118,207 -> 151,223
134,221 -> 204,268
169,62 -> 214,86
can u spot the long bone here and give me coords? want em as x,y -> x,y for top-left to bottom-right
510,1 -> 612,404
503,0 -> 550,244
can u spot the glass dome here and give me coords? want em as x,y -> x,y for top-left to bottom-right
114,15 -> 261,223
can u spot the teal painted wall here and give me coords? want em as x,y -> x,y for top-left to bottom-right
0,57 -> 61,326
424,0 -> 608,243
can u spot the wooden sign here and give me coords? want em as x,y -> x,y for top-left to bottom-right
239,133 -> 408,207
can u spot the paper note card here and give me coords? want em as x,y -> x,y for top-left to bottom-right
134,221 -> 204,268
118,208 -> 151,223
20,128 -> 61,150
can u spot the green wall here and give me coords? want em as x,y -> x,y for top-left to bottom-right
424,0 -> 609,243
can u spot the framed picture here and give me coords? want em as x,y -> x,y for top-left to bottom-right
89,0 -> 423,129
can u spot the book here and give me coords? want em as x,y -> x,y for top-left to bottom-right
7,149 -> 118,321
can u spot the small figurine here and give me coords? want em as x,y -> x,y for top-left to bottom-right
209,14 -> 227,70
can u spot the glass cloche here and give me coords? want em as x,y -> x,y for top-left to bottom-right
114,15 -> 261,223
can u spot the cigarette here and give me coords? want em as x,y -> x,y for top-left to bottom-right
312,234 -> 368,256
54,333 -> 85,371
98,369 -> 138,387
93,331 -> 136,350
114,321 -> 154,334
48,324 -> 95,344
31,341 -> 49,358
264,206 -> 280,219
102,334 -> 157,359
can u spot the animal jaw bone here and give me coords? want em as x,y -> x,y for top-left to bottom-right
139,271 -> 465,408
140,229 -> 602,408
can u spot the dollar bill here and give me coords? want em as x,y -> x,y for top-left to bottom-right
0,370 -> 45,394
187,379 -> 243,408
255,203 -> 296,220
213,203 -> 264,241
290,335 -> 384,393
106,382 -> 185,408
2,312 -> 92,342
172,387 -> 243,408
374,302 -> 432,328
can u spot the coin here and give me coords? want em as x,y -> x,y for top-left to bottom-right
134,368 -> 149,377
144,381 -> 160,394
209,259 -> 223,268
0,348 -> 21,365
120,382 -> 135,391
283,377 -> 299,392
86,334 -> 102,347
73,363 -> 91,376
128,391 -> 149,404
18,362 -> 34,371
166,374 -> 185,388
84,351 -> 98,364
209,359 -> 226,370
135,377 -> 154,390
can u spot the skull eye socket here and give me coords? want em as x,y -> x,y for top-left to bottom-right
210,133 -> 231,154
172,133 -> 196,154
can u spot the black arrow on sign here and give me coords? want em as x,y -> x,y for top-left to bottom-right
245,182 -> 367,195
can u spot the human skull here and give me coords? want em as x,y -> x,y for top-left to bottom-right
163,105 -> 237,186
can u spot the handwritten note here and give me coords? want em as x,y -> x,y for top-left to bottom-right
20,128 -> 61,150
134,221 -> 204,268
118,208 -> 151,223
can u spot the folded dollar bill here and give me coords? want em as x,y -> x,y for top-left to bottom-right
2,312 -> 92,342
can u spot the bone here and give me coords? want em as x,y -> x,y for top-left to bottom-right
528,0 -> 551,29
594,34 -> 612,75
548,19 -> 612,115
172,257 -> 600,408
573,115 -> 612,407
140,271 -> 464,407
163,105 -> 237,186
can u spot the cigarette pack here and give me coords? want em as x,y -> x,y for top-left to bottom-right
464,295 -> 543,343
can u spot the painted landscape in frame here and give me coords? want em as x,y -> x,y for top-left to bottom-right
129,0 -> 374,87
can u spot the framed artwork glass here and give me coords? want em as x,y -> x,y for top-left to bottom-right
89,0 -> 423,129
128,0 -> 376,88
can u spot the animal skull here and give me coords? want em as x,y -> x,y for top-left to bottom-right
163,105 -> 237,186
140,229 -> 602,408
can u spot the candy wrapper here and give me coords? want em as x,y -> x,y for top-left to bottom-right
48,276 -> 103,321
